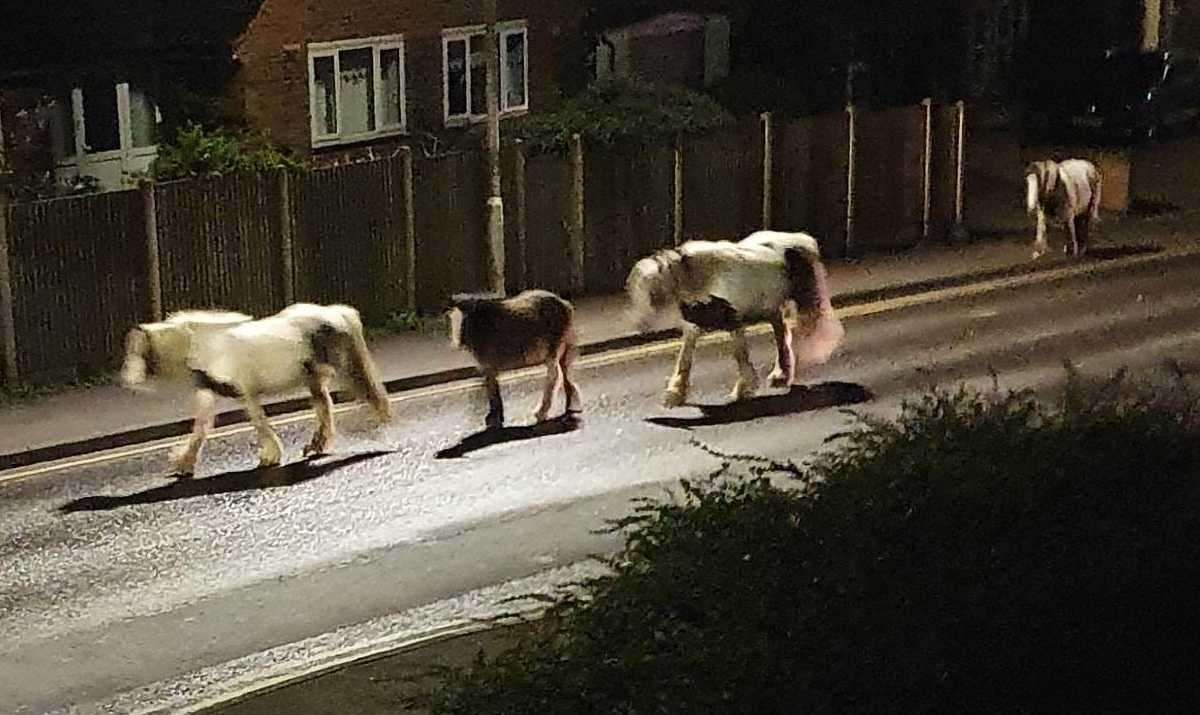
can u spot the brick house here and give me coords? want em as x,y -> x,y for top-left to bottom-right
0,0 -> 585,193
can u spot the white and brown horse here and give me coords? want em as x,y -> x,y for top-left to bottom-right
626,230 -> 844,408
121,303 -> 391,474
1025,158 -> 1102,259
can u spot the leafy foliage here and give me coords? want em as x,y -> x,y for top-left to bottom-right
510,81 -> 734,154
151,123 -> 305,181
416,367 -> 1200,713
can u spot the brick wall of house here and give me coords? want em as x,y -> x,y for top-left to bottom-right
233,0 -> 583,155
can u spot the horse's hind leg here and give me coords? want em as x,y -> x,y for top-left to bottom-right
1075,215 -> 1090,256
766,314 -> 794,388
559,342 -> 582,415
729,327 -> 760,402
483,368 -> 505,429
1065,212 -> 1080,257
664,325 -> 700,408
243,395 -> 284,467
533,357 -> 561,423
170,389 -> 217,476
303,365 -> 336,457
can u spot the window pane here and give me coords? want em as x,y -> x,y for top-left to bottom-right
469,34 -> 487,116
339,47 -> 375,134
81,81 -> 120,153
380,47 -> 403,127
127,84 -> 158,148
503,31 -> 527,110
447,39 -> 467,116
313,55 -> 337,135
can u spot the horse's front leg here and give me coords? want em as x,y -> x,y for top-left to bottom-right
243,394 -> 284,468
729,327 -> 760,402
766,313 -> 794,388
483,368 -> 505,429
304,365 -> 336,458
169,389 -> 217,476
664,325 -> 700,408
1031,209 -> 1048,259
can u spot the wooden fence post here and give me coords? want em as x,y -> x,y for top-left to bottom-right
401,146 -> 417,313
0,191 -> 18,384
845,103 -> 857,257
277,169 -> 296,305
921,98 -> 933,242
141,182 -> 163,321
761,111 -> 773,230
567,133 -> 585,295
513,140 -> 528,293
673,134 -> 684,246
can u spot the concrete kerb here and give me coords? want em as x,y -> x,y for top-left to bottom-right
0,243 -> 1181,474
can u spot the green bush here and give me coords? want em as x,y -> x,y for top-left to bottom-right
510,80 -> 734,154
151,123 -> 305,181
417,367 -> 1200,714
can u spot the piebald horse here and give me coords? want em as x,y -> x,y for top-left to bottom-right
1025,158 -> 1102,259
121,303 -> 391,474
626,230 -> 844,408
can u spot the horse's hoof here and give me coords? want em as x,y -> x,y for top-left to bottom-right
662,390 -> 686,408
258,451 -> 282,468
485,416 -> 504,430
303,441 -> 331,458
169,465 -> 195,479
767,371 -> 790,389
531,410 -> 549,423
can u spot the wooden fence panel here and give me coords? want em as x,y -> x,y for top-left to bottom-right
852,105 -> 925,253
929,104 -> 962,241
522,152 -> 573,295
6,190 -> 148,380
413,151 -> 488,309
682,118 -> 763,241
155,173 -> 284,316
294,158 -> 408,323
583,140 -> 675,294
805,112 -> 851,257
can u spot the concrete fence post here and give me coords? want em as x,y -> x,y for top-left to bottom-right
567,133 -> 585,294
0,190 -> 18,384
400,146 -> 416,313
921,98 -> 933,242
673,134 -> 684,245
277,169 -> 296,305
954,99 -> 967,234
141,182 -> 163,322
761,111 -> 773,230
845,103 -> 857,256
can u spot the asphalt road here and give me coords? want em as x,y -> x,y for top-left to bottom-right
2,253 -> 1199,714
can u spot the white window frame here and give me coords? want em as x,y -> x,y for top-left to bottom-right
54,82 -> 160,168
308,34 -> 407,148
442,20 -> 529,126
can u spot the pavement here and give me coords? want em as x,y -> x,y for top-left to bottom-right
2,193 -> 1197,474
4,211 -> 1200,713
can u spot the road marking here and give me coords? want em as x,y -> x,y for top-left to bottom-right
1,246 -> 1191,486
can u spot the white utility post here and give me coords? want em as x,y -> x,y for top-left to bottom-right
484,0 -> 506,295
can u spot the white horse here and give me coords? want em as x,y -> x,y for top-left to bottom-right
1025,158 -> 1102,259
626,230 -> 844,408
121,303 -> 391,475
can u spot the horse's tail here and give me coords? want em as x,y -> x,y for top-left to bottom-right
1025,168 -> 1040,215
1089,167 -> 1103,224
330,305 -> 392,423
785,249 -> 844,368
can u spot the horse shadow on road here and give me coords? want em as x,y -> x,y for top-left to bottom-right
436,413 -> 581,459
646,381 -> 874,430
58,451 -> 391,513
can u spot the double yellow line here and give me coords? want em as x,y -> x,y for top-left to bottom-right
1,247 -> 1186,486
